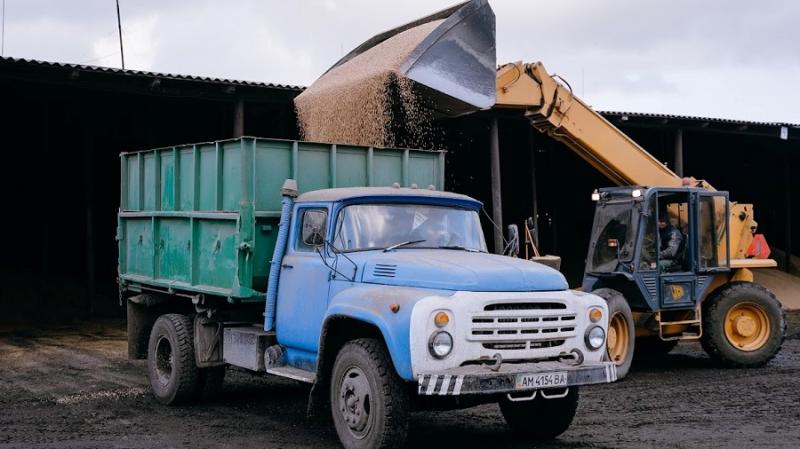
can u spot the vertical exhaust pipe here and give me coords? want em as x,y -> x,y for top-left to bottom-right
264,179 -> 298,332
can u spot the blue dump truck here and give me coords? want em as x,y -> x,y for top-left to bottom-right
119,137 -> 617,449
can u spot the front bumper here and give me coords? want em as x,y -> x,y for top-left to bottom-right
417,360 -> 617,396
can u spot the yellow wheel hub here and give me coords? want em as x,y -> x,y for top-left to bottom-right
724,302 -> 770,351
607,312 -> 629,364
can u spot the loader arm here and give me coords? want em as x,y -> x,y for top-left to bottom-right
495,61 -> 771,266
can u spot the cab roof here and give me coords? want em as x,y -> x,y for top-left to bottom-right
296,186 -> 482,209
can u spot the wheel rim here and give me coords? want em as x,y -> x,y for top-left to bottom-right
337,366 -> 374,440
154,335 -> 174,386
607,312 -> 630,364
724,302 -> 771,352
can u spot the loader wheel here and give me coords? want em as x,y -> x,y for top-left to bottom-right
330,338 -> 409,449
592,288 -> 635,379
499,387 -> 579,440
147,314 -> 200,405
701,282 -> 785,367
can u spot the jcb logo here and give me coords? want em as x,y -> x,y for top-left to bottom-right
670,285 -> 685,300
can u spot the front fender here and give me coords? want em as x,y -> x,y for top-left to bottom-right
324,285 -> 452,380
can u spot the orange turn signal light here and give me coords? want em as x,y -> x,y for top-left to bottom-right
589,308 -> 603,323
434,312 -> 450,328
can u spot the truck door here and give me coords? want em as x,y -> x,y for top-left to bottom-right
274,206 -> 332,367
695,192 -> 731,274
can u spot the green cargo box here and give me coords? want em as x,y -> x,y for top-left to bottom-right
117,137 -> 445,302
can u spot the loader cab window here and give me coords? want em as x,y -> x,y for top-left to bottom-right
698,195 -> 729,269
297,208 -> 328,252
653,193 -> 689,273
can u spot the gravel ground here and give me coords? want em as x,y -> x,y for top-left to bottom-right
1,312 -> 798,449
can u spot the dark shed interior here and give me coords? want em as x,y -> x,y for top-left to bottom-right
0,57 -> 796,322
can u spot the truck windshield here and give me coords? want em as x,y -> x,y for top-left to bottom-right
333,204 -> 487,253
586,201 -> 637,273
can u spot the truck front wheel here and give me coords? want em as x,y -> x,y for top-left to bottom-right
147,314 -> 200,405
330,338 -> 409,449
499,387 -> 579,440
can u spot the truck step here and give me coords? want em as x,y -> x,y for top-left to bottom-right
266,366 -> 316,383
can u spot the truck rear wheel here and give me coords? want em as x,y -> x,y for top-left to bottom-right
147,314 -> 200,405
701,282 -> 785,367
330,338 -> 409,449
592,288 -> 635,379
499,387 -> 579,440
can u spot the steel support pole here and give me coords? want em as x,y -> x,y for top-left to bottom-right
233,98 -> 245,137
786,150 -> 793,273
674,128 -> 684,177
490,118 -> 504,254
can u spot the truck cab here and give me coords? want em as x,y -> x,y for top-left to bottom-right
137,183 -> 617,449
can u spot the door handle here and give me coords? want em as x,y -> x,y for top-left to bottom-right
282,264 -> 294,269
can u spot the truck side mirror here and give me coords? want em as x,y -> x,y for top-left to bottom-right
301,209 -> 328,247
506,224 -> 520,257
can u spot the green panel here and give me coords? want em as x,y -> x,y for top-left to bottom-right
222,141 -> 242,211
124,218 -> 153,276
408,154 -> 438,189
160,152 -> 176,211
178,148 -> 194,211
336,147 -> 368,187
252,217 -> 279,292
254,140 -> 292,212
126,156 -> 140,210
156,218 -> 191,282
195,219 -> 238,289
372,152 -> 403,187
198,144 -> 218,211
143,153 -> 156,210
297,143 -> 331,192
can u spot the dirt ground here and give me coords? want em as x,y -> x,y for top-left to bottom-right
1,313 -> 798,449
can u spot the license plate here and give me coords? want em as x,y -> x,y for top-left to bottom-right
515,371 -> 568,389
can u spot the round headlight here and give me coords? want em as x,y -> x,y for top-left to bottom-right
429,331 -> 453,359
585,326 -> 606,350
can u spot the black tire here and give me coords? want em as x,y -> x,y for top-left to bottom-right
499,387 -> 579,440
147,314 -> 200,405
701,282 -> 786,367
196,365 -> 226,402
634,338 -> 678,359
592,288 -> 635,379
330,338 -> 409,449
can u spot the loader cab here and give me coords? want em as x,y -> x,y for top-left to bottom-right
582,186 -> 730,313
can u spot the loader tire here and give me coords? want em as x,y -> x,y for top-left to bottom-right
701,282 -> 785,367
147,314 -> 200,405
500,387 -> 579,440
330,338 -> 409,449
593,288 -> 635,379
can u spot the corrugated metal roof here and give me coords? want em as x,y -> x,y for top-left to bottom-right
0,56 -> 305,91
599,110 -> 799,129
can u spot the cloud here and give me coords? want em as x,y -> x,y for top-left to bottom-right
1,0 -> 798,122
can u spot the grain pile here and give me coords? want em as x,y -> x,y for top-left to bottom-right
295,20 -> 443,149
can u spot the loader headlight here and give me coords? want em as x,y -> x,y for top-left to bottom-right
585,326 -> 606,350
429,331 -> 453,359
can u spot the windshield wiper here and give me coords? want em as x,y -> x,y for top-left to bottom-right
383,239 -> 426,252
437,245 -> 479,252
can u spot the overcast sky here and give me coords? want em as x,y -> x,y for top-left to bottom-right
2,0 -> 798,123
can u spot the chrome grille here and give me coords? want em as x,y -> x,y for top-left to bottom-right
469,302 -> 577,345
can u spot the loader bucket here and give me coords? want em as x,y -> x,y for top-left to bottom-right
325,0 -> 496,117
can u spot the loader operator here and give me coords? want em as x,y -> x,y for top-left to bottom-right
658,213 -> 684,271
